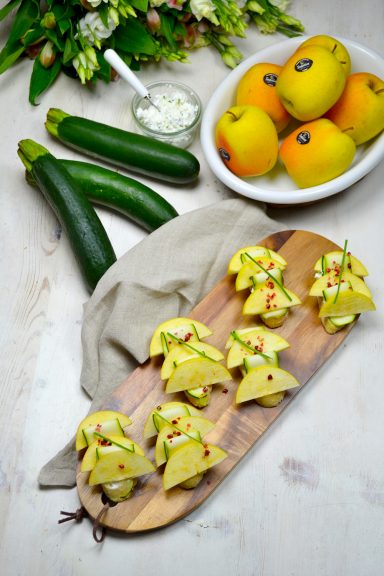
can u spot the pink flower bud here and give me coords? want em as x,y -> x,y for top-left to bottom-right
39,41 -> 56,68
146,8 -> 161,33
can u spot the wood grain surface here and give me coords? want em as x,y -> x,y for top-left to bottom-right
76,229 -> 354,533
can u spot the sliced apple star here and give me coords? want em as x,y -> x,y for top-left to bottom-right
228,245 -> 287,275
236,365 -> 300,404
75,410 -> 132,451
162,440 -> 228,491
149,317 -> 212,357
165,357 -> 232,394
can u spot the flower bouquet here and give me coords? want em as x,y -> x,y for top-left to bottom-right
0,0 -> 304,104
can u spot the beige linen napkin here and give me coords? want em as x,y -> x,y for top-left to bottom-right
39,197 -> 285,487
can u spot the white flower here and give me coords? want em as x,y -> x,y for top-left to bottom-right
190,0 -> 219,25
87,0 -> 109,7
77,9 -> 119,48
73,47 -> 99,84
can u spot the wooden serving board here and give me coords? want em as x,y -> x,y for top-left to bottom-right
77,230 -> 356,533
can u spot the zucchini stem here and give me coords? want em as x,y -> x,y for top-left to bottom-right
17,139 -> 49,171
45,108 -> 71,138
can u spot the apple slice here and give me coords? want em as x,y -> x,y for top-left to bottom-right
314,251 -> 368,277
235,258 -> 286,291
154,416 -> 215,466
319,290 -> 376,317
165,357 -> 232,394
160,342 -> 224,380
309,269 -> 372,298
227,328 -> 289,369
143,401 -> 202,439
228,245 -> 287,274
243,284 -> 301,316
88,450 -> 155,486
225,326 -> 265,349
75,410 -> 132,451
149,317 -> 212,357
81,435 -> 144,473
163,440 -> 228,491
236,365 -> 300,404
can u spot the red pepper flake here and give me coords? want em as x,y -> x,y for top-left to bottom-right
267,281 -> 275,289
171,419 -> 178,424
347,263 -> 352,269
326,267 -> 331,273
167,434 -> 173,439
186,423 -> 191,428
267,374 -> 273,380
266,304 -> 271,310
347,251 -> 351,256
202,387 -> 209,393
184,332 -> 193,342
206,480 -> 211,485
204,448 -> 211,457
273,304 -> 277,308
175,431 -> 182,436
222,388 -> 228,394
95,424 -> 102,432
118,464 -> 125,469
327,282 -> 332,288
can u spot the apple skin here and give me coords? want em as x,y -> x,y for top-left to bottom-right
236,62 -> 291,133
276,45 -> 346,121
279,118 -> 356,188
298,35 -> 351,76
215,105 -> 278,177
325,72 -> 384,145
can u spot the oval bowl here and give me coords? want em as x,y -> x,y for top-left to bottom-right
201,36 -> 384,205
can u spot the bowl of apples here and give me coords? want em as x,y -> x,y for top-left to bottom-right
200,35 -> 384,205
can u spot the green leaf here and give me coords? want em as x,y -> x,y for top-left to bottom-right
7,0 -> 40,44
113,19 -> 159,56
96,52 -> 111,83
0,0 -> 21,22
29,54 -> 61,105
44,28 -> 65,52
159,12 -> 178,50
98,3 -> 109,28
20,25 -> 44,47
57,17 -> 72,36
130,0 -> 149,11
0,42 -> 25,73
62,34 -> 79,64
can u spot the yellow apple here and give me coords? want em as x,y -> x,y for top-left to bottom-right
276,45 -> 346,121
75,410 -> 132,451
215,105 -> 278,177
236,62 -> 291,132
279,118 -> 356,188
325,72 -> 384,145
298,35 -> 351,76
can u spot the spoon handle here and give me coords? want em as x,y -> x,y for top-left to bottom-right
104,49 -> 149,98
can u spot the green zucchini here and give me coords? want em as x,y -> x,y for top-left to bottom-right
45,108 -> 200,184
27,159 -> 179,232
18,140 -> 117,293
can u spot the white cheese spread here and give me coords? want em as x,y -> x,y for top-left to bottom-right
136,91 -> 199,134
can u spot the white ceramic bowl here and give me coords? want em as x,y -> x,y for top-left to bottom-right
201,36 -> 384,205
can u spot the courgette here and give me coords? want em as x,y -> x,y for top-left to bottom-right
18,140 -> 117,293
45,109 -> 200,184
27,159 -> 178,232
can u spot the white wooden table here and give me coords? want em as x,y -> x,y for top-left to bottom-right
1,1 -> 384,574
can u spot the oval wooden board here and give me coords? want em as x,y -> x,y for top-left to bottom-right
77,230 -> 357,533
